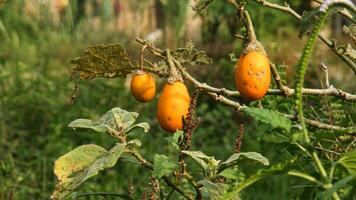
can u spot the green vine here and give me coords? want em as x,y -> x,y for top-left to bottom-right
295,11 -> 327,142
295,1 -> 355,142
294,3 -> 355,199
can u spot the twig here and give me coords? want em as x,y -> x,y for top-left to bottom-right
283,114 -> 356,134
269,62 -> 292,96
313,0 -> 356,23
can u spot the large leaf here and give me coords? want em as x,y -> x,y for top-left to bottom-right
153,154 -> 179,179
218,167 -> 245,181
68,119 -> 106,133
243,107 -> 291,132
221,152 -> 269,166
182,150 -> 220,177
198,180 -> 231,200
51,143 -> 125,199
71,43 -> 134,79
337,151 -> 356,174
69,107 -> 150,136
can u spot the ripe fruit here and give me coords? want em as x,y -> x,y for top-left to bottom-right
130,72 -> 156,102
157,81 -> 190,132
234,51 -> 271,101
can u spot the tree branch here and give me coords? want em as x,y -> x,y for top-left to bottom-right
251,0 -> 356,75
135,38 -> 356,133
137,38 -> 356,101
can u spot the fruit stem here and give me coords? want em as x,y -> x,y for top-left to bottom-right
242,10 -> 257,43
140,45 -> 147,72
165,49 -> 183,83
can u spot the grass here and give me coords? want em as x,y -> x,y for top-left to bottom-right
0,1 -> 355,199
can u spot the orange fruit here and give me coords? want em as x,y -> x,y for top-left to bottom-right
234,51 -> 270,101
157,81 -> 190,132
130,72 -> 156,102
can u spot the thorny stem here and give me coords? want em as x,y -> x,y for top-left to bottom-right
234,124 -> 244,154
183,171 -> 203,200
125,150 -> 193,200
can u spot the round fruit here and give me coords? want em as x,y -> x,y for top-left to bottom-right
157,81 -> 190,132
130,72 -> 156,102
234,51 -> 271,101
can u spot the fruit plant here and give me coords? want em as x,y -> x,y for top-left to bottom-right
51,0 -> 356,199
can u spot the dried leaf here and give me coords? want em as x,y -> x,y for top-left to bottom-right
71,43 -> 135,79
172,42 -> 213,65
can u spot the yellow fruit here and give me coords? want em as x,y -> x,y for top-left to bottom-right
130,72 -> 156,102
235,51 -> 271,101
157,81 -> 190,132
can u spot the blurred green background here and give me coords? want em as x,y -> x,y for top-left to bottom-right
0,0 -> 355,199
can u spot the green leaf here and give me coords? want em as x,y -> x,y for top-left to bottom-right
337,151 -> 356,174
218,168 -> 245,181
98,107 -> 139,131
125,122 -> 150,134
68,119 -> 106,133
164,131 -> 183,150
153,154 -> 179,179
71,43 -> 135,79
299,10 -> 323,38
192,0 -> 215,15
51,143 -> 125,199
198,180 -> 231,200
221,152 -> 269,166
69,107 -> 150,137
182,150 -> 220,176
171,42 -> 213,65
243,107 -> 291,132
127,139 -> 142,147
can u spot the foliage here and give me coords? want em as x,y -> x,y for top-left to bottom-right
242,107 -> 291,132
52,144 -> 125,199
1,0 -> 356,200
